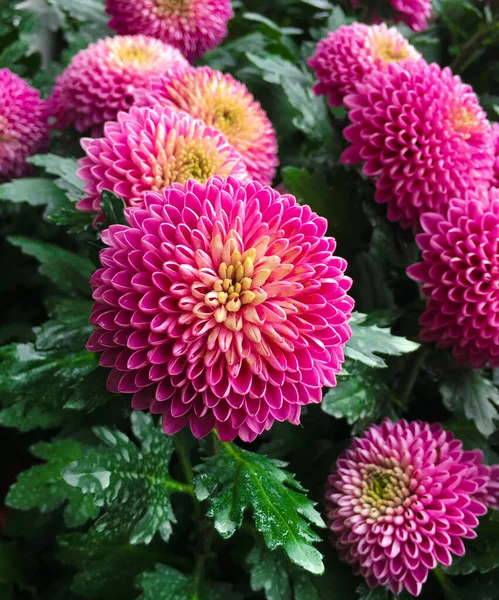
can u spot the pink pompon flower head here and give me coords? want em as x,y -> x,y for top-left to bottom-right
76,105 -> 248,221
105,0 -> 233,62
48,35 -> 188,136
308,23 -> 421,107
0,69 -> 49,182
407,187 -> 499,368
341,61 -> 494,229
326,419 -> 491,597
134,67 -> 279,185
87,176 -> 354,442
350,0 -> 432,32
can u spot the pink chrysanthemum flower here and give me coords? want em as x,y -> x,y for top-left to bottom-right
326,419 -> 490,597
134,67 -> 279,185
341,61 -> 494,229
407,187 -> 499,368
87,176 -> 354,442
492,123 -> 499,186
0,69 -> 49,182
350,0 -> 432,32
105,0 -> 232,62
48,35 -> 188,135
308,23 -> 421,107
76,106 -> 248,220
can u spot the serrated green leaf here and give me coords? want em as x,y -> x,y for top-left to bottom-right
345,312 -> 419,368
445,511 -> 499,575
58,531 -> 161,600
7,236 -> 94,297
247,539 -> 320,600
0,343 -> 96,432
64,367 -> 120,413
246,52 -> 308,85
0,178 -> 70,217
100,190 -> 127,227
194,441 -> 325,575
440,370 -> 499,437
6,439 -> 98,527
34,299 -> 93,353
63,412 -> 192,545
28,154 -> 84,203
138,564 -> 242,600
322,363 -> 390,424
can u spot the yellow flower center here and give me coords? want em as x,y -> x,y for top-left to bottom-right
214,248 -> 257,316
450,106 -> 480,139
209,100 -> 246,140
152,138 -> 228,190
373,37 -> 412,64
155,0 -> 190,16
110,40 -> 158,68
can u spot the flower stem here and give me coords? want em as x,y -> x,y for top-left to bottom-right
174,432 -> 194,483
392,345 -> 427,409
433,565 -> 456,599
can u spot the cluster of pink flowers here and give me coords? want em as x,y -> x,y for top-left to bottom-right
3,6 -> 499,599
311,22 -> 498,368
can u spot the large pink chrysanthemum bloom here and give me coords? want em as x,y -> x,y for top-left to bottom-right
87,176 -> 354,442
308,23 -> 421,107
341,61 -> 494,229
134,67 -> 279,185
326,419 -> 491,597
106,0 -> 232,62
0,69 -> 49,183
492,123 -> 499,186
48,35 -> 188,136
350,0 -> 432,32
76,105 -> 248,221
407,187 -> 499,368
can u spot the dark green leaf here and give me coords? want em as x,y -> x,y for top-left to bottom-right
64,366 -> 120,412
194,441 -> 325,574
7,236 -> 94,297
63,412 -> 192,545
356,584 -> 412,600
138,564 -> 242,600
34,299 -> 93,353
0,343 -> 96,432
28,154 -> 84,203
6,439 -> 98,527
58,531 -> 160,600
346,312 -> 419,368
440,370 -> 499,437
100,190 -> 128,227
322,363 -> 391,424
247,539 -> 320,600
0,178 -> 70,217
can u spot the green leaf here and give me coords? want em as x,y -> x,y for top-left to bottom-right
246,53 -> 308,85
194,441 -> 325,575
28,154 -> 84,203
63,412 -> 192,545
7,236 -> 94,297
64,367 -> 120,413
58,531 -> 160,600
35,299 -> 93,353
247,540 -> 320,600
0,178 -> 70,217
322,363 -> 391,424
100,190 -> 127,227
6,439 -> 98,528
445,511 -> 499,575
0,343 -> 96,432
137,564 -> 242,600
356,584 -> 412,600
440,370 -> 499,437
345,312 -> 420,368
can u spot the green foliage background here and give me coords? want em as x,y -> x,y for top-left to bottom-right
0,1 -> 498,599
